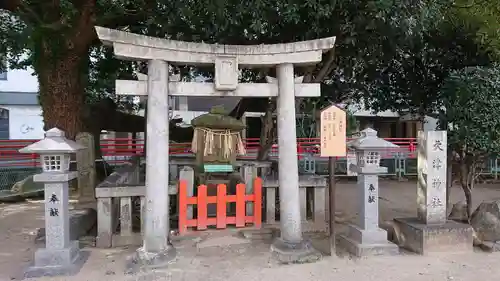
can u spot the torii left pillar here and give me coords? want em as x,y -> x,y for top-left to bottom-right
128,60 -> 176,272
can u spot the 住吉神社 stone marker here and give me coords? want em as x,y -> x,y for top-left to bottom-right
338,128 -> 400,256
394,130 -> 473,254
95,25 -> 335,267
20,128 -> 89,278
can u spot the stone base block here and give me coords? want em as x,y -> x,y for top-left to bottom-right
24,242 -> 89,279
338,234 -> 399,257
393,217 -> 473,255
270,238 -> 322,264
125,245 -> 177,274
34,240 -> 80,267
347,224 -> 388,244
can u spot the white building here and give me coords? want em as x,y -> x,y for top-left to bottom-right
0,68 -> 45,140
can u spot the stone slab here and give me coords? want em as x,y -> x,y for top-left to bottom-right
196,235 -> 251,249
240,228 -> 276,241
393,217 -> 473,255
338,234 -> 399,257
24,250 -> 89,279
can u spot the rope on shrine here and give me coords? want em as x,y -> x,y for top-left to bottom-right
191,127 -> 246,158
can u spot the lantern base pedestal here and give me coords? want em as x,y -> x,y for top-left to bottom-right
393,217 -> 473,255
24,241 -> 89,279
338,224 -> 399,257
270,238 -> 322,264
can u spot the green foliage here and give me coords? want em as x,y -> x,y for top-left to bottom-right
441,65 -> 500,157
1,0 -> 448,108
449,0 -> 500,59
365,15 -> 493,117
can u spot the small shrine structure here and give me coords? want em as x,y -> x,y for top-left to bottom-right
191,106 -> 246,175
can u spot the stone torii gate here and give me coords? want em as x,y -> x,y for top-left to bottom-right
95,26 -> 336,267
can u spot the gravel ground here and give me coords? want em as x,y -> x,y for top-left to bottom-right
1,181 -> 500,281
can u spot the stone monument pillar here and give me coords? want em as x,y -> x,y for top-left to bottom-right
20,128 -> 88,278
394,130 -> 473,254
130,59 -> 175,269
338,128 -> 399,256
270,63 -> 321,264
417,130 -> 447,223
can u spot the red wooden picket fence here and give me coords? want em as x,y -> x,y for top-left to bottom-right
178,178 -> 263,234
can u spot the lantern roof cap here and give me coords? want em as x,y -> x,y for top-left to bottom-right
19,128 -> 85,154
347,128 -> 399,150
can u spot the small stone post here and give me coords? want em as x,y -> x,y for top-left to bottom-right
179,166 -> 194,219
21,128 -> 87,278
242,164 -> 257,215
75,132 -> 96,203
338,128 -> 399,256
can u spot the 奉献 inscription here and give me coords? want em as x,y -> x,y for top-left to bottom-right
49,208 -> 59,217
368,183 -> 376,204
49,193 -> 59,203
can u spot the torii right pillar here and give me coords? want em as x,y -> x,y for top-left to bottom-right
394,130 -> 473,254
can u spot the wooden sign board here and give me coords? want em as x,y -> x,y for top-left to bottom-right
320,105 -> 347,157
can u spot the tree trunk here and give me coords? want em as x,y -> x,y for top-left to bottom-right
37,53 -> 87,140
459,161 -> 473,221
446,149 -> 453,214
257,100 -> 276,161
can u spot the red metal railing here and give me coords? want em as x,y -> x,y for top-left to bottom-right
0,137 -> 417,168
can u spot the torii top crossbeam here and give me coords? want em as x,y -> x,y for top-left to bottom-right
95,26 -> 336,66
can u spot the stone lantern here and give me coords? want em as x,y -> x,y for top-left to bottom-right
338,128 -> 400,256
20,128 -> 87,278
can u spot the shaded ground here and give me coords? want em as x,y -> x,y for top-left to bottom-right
1,181 -> 500,281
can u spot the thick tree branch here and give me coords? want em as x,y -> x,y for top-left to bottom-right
302,48 -> 336,84
313,47 -> 337,83
68,0 -> 97,53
